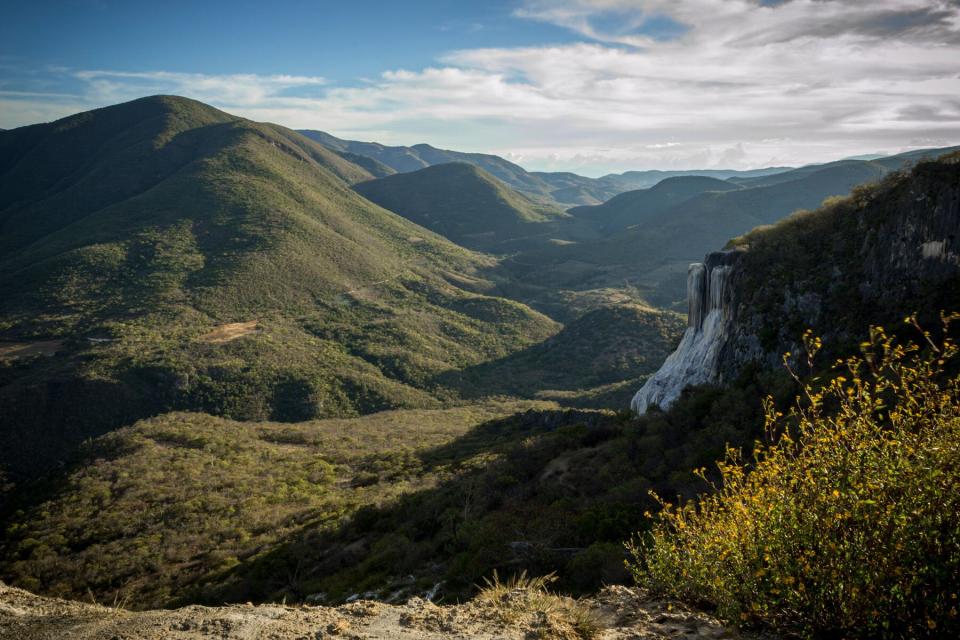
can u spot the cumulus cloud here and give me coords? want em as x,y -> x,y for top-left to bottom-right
2,0 -> 959,174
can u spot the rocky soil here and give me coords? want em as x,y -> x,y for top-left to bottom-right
0,581 -> 767,640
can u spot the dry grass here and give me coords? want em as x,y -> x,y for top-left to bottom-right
476,571 -> 602,639
199,321 -> 260,344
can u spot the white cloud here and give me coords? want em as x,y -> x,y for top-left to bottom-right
72,70 -> 326,106
2,0 -> 959,174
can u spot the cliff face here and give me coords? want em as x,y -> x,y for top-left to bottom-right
630,251 -> 741,413
633,152 -> 960,413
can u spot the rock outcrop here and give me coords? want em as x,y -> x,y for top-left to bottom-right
632,151 -> 960,414
0,581 -> 763,640
630,251 -> 741,413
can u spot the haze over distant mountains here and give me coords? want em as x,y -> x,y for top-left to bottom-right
299,129 -> 795,207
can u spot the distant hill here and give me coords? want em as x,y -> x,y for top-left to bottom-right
301,129 -> 797,208
300,130 -> 558,203
569,176 -> 741,232
533,167 -> 793,205
596,166 -> 793,191
353,163 -> 574,252
0,96 -> 559,477
730,146 -> 960,188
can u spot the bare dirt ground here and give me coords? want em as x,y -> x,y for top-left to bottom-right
0,340 -> 64,361
199,321 -> 261,344
0,582 -> 764,640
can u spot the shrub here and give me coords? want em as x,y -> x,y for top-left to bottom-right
630,315 -> 960,638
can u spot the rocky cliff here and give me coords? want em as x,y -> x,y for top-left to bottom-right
630,251 -> 741,413
633,151 -> 960,413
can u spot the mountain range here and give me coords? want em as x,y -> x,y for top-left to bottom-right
300,129 -> 795,207
0,96 -> 686,479
496,144 -> 959,309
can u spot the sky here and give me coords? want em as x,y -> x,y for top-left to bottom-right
1,0 -> 959,176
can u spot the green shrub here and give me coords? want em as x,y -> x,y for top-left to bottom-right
630,315 -> 960,638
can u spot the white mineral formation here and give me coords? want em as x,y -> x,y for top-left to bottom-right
631,252 -> 738,414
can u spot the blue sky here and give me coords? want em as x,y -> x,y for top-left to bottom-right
2,0 -> 959,175
1,1 -> 581,85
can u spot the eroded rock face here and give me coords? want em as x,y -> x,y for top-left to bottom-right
631,251 -> 741,414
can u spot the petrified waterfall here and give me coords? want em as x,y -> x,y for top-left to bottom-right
631,251 -> 740,414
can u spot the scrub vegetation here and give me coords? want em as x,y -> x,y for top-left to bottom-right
635,319 -> 960,638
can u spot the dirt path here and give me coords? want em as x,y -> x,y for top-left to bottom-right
0,582 -> 762,640
0,340 -> 64,361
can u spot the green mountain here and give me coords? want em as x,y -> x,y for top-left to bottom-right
533,167 -> 794,204
568,176 -> 741,232
2,144 -> 956,633
299,130 -> 558,204
0,96 -> 560,477
525,171 -> 615,206
353,163 -> 575,252
729,145 -> 960,188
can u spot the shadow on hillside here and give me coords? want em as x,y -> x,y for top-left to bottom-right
183,386 -> 777,609
431,304 -> 683,407
188,407 -> 645,607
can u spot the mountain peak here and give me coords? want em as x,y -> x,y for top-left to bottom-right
354,161 -> 566,252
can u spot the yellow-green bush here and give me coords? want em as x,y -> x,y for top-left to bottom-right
630,315 -> 960,638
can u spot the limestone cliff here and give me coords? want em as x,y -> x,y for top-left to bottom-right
630,252 -> 741,413
633,151 -> 960,413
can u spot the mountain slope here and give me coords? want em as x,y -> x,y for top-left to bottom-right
0,97 -> 374,257
442,303 -> 685,401
719,149 -> 960,375
569,176 -> 741,232
0,96 -> 559,477
353,163 -> 574,252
